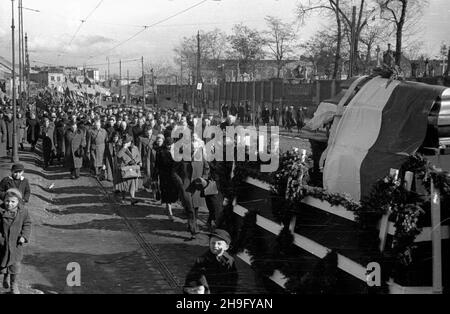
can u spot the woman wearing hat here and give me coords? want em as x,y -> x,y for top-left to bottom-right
154,135 -> 178,220
116,134 -> 142,205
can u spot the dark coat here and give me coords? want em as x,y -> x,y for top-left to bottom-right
41,123 -> 56,158
64,127 -> 86,169
105,140 -> 121,183
0,176 -> 31,203
55,121 -> 66,155
154,145 -> 179,204
26,118 -> 40,144
185,251 -> 238,294
0,118 -> 6,157
139,136 -> 156,180
0,204 -> 32,268
87,128 -> 108,168
4,117 -> 15,150
132,125 -> 145,146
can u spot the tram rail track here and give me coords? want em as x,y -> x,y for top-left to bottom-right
91,175 -> 182,291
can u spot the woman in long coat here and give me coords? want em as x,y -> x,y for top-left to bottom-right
26,113 -> 40,152
138,127 -> 156,190
54,119 -> 66,164
64,122 -> 86,179
154,135 -> 178,220
116,135 -> 142,205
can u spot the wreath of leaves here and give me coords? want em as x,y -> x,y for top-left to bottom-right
228,151 -> 450,292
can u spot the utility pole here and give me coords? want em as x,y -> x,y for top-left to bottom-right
11,0 -> 19,163
18,0 -> 22,104
151,68 -> 155,108
25,32 -> 30,100
107,57 -> 110,81
127,69 -> 130,105
196,30 -> 201,114
119,59 -> 122,103
20,0 -> 25,103
141,56 -> 145,106
349,6 -> 356,78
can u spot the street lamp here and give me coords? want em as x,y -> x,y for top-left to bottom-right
11,0 -> 19,163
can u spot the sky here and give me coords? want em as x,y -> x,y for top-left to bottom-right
0,0 -> 449,77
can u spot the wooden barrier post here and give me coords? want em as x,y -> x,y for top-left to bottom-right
430,177 -> 443,294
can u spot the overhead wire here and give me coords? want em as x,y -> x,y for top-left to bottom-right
67,0 -> 105,48
86,0 -> 210,61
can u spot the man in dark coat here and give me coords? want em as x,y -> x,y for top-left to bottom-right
262,106 -> 270,125
87,119 -> 108,178
272,106 -> 280,127
54,119 -> 66,164
64,121 -> 86,179
184,230 -> 238,294
0,163 -> 31,204
26,113 -> 40,152
131,118 -> 145,146
138,128 -> 156,189
296,107 -> 305,133
230,103 -> 238,117
220,104 -> 229,119
238,103 -> 245,124
40,117 -> 56,169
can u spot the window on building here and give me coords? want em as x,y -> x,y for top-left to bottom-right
57,76 -> 61,82
51,76 -> 55,81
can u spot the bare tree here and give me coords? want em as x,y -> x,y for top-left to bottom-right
376,0 -> 428,66
227,23 -> 266,77
297,0 -> 379,76
264,16 -> 296,78
173,28 -> 228,84
144,60 -> 177,85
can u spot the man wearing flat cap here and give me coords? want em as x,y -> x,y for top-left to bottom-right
0,163 -> 31,203
64,121 -> 86,179
184,229 -> 238,294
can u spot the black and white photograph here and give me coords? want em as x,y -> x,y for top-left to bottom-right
0,0 -> 449,300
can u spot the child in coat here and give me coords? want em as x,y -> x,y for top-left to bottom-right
184,229 -> 238,294
0,188 -> 31,294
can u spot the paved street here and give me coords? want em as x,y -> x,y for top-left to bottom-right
0,144 -> 269,294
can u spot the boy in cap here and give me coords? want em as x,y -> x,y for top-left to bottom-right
0,188 -> 32,294
0,163 -> 31,204
184,229 -> 238,294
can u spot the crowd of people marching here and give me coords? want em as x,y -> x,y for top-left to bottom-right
0,90 -> 306,294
